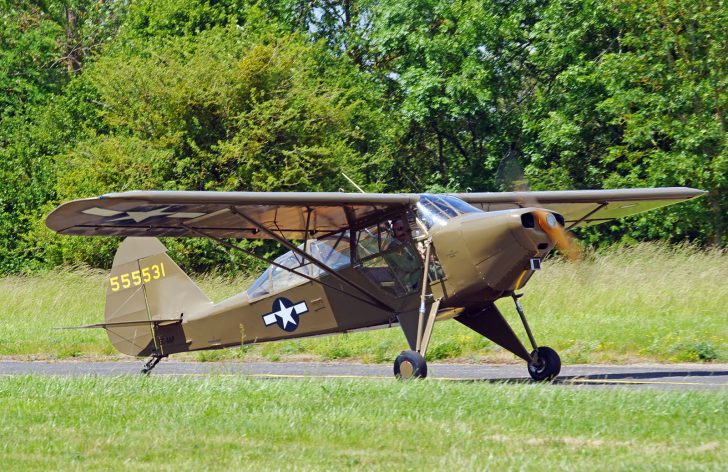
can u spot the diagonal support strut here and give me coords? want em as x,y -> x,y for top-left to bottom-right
183,225 -> 393,312
229,207 -> 395,313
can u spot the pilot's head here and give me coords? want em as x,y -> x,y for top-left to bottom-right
392,219 -> 409,243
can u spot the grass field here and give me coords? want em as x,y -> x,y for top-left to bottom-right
0,376 -> 725,470
0,243 -> 726,363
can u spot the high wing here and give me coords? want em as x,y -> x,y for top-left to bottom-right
46,191 -> 417,239
455,187 -> 705,229
46,187 -> 705,239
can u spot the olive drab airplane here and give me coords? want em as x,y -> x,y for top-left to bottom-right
46,187 -> 704,378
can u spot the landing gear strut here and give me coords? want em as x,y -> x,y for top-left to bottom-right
455,295 -> 561,382
140,353 -> 166,375
393,240 -> 440,380
512,294 -> 561,381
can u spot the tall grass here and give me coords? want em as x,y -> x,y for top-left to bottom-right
0,267 -> 113,358
0,376 -> 725,470
0,268 -> 255,358
0,243 -> 725,362
528,243 -> 727,363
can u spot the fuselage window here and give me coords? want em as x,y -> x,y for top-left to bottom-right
441,196 -> 482,215
247,231 -> 351,299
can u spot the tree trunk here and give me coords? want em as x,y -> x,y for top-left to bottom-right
65,7 -> 82,74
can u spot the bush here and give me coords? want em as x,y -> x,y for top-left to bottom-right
426,340 -> 463,361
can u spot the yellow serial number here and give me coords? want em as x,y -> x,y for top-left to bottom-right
110,263 -> 166,292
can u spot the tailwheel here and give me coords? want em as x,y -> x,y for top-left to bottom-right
394,350 -> 427,380
527,346 -> 561,381
140,353 -> 166,375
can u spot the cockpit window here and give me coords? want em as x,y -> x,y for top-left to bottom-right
442,196 -> 482,215
416,195 -> 482,229
247,232 -> 351,299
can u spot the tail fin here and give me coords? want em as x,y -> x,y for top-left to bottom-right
105,237 -> 211,356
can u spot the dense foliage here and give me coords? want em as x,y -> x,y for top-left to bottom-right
1,0 -> 725,273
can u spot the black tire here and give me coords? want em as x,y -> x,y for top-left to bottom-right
393,350 -> 428,380
527,346 -> 561,381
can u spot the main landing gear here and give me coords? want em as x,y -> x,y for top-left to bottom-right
392,281 -> 442,380
393,292 -> 562,381
452,293 -> 561,382
512,293 -> 561,381
393,242 -> 438,380
140,353 -> 166,375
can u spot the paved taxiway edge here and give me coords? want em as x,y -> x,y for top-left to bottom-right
1,361 -> 726,390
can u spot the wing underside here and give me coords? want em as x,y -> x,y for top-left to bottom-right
46,191 -> 416,239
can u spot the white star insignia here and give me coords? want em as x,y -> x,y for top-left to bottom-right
262,299 -> 309,330
81,206 -> 206,223
111,207 -> 174,223
275,300 -> 297,329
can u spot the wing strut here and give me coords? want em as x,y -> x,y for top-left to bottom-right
565,202 -> 607,230
228,207 -> 395,312
183,223 -> 395,313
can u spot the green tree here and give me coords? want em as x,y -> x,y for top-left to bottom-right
367,0 -> 544,192
597,0 -> 727,245
33,10 -> 393,270
3,0 -> 727,274
518,0 -> 725,246
520,0 -> 625,190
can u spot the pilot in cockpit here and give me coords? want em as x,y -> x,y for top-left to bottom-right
385,219 -> 421,292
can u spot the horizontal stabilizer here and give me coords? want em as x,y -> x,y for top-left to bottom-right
56,318 -> 182,330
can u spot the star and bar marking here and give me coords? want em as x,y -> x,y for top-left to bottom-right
262,297 -> 309,332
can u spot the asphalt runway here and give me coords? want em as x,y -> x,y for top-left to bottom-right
1,360 -> 727,390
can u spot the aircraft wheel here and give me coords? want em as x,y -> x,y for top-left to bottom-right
527,346 -> 561,381
394,350 -> 427,380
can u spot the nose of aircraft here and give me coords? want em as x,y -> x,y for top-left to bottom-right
430,209 -> 559,302
513,210 -> 563,250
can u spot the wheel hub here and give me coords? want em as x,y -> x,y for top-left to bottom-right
399,360 -> 414,379
528,355 -> 545,373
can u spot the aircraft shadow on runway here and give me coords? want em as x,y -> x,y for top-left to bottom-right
563,370 -> 728,380
444,370 -> 728,385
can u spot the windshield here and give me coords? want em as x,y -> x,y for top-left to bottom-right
247,232 -> 351,299
416,195 -> 482,229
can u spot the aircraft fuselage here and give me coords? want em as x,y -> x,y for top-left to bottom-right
155,206 -> 556,355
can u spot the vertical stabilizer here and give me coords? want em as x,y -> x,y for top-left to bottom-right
105,237 -> 211,356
